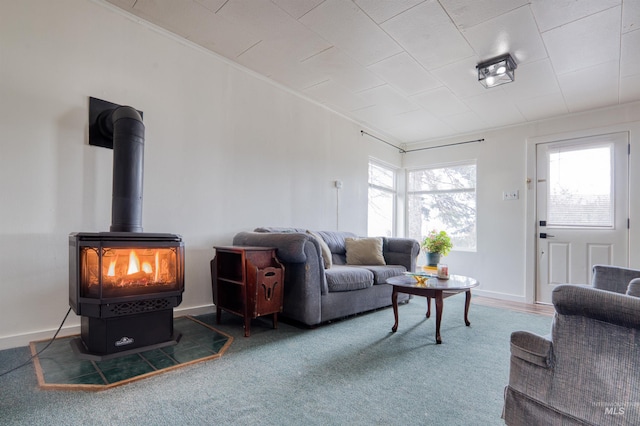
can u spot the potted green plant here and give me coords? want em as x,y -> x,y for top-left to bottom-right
421,230 -> 453,266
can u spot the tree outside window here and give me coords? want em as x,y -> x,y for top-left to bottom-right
407,162 -> 477,251
368,160 -> 396,237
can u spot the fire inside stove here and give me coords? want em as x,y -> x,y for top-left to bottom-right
81,247 -> 180,299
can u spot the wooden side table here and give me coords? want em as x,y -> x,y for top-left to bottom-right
211,246 -> 284,337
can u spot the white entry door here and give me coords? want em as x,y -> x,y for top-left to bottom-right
536,132 -> 629,303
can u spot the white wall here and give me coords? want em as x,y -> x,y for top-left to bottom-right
0,0 -> 402,349
403,103 -> 640,302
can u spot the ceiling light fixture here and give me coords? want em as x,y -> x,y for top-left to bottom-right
476,53 -> 517,88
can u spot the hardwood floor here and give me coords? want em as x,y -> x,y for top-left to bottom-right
473,296 -> 555,317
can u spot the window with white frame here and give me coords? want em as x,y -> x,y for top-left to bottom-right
368,160 -> 396,237
406,162 -> 477,251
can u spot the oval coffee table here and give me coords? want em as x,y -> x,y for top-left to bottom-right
386,274 -> 479,344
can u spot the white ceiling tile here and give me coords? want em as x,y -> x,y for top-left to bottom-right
270,0 -> 325,19
410,87 -> 470,117
502,59 -> 561,99
131,0 -> 208,39
350,105 -> 394,129
330,68 -> 385,94
188,19 -> 261,59
303,79 -> 372,112
367,53 -> 441,96
216,0 -> 301,38
356,85 -> 420,115
382,1 -> 474,70
217,0 -> 330,60
132,0 -> 262,58
620,74 -> 640,103
440,111 -> 487,134
272,64 -> 332,92
542,6 -> 621,75
236,40 -> 341,93
463,90 -> 526,128
301,47 -> 385,92
440,0 -> 529,30
301,47 -> 357,74
194,0 -> 228,13
386,110 -> 454,143
514,92 -> 568,122
235,39 -> 309,77
623,0 -> 640,33
557,61 -> 620,112
431,57 -> 487,99
531,0 -> 620,32
621,29 -> 640,77
463,6 -> 548,65
353,0 -> 423,24
299,0 -> 402,66
357,108 -> 451,143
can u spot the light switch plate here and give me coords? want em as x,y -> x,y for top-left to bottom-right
503,190 -> 519,200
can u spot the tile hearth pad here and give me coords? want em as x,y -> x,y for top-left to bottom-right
30,316 -> 232,390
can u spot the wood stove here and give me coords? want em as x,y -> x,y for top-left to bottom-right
69,232 -> 184,358
69,98 -> 185,360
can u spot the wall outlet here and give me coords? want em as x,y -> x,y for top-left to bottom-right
503,190 -> 519,201
334,180 -> 343,189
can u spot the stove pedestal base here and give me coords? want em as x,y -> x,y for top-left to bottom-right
72,309 -> 181,361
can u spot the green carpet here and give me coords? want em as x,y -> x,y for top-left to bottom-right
0,296 -> 553,425
30,316 -> 233,390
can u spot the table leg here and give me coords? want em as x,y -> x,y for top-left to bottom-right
244,316 -> 251,337
464,290 -> 472,326
216,306 -> 221,324
392,287 -> 399,332
426,297 -> 431,318
273,312 -> 278,329
435,290 -> 443,344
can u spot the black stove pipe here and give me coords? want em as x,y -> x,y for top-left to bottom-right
98,106 -> 145,232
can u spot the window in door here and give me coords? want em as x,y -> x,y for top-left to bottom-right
547,143 -> 613,228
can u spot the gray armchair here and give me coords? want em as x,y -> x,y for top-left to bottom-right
503,265 -> 640,425
591,264 -> 640,297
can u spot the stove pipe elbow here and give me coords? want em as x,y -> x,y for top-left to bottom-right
106,106 -> 145,232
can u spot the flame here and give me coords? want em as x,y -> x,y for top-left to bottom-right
103,250 -> 164,283
155,251 -> 159,282
127,250 -> 141,275
107,259 -> 117,277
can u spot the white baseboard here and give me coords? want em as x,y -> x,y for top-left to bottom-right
174,304 -> 216,317
0,325 -> 81,351
0,304 -> 216,351
472,288 -> 527,303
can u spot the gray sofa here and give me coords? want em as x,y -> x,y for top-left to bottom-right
503,265 -> 640,425
232,227 -> 420,326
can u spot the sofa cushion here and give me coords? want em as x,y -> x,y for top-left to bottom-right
356,265 -> 407,284
325,265 -> 373,292
307,230 -> 332,269
345,237 -> 386,265
317,230 -> 354,248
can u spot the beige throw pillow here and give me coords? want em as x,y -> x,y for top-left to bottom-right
345,237 -> 386,265
307,230 -> 332,269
